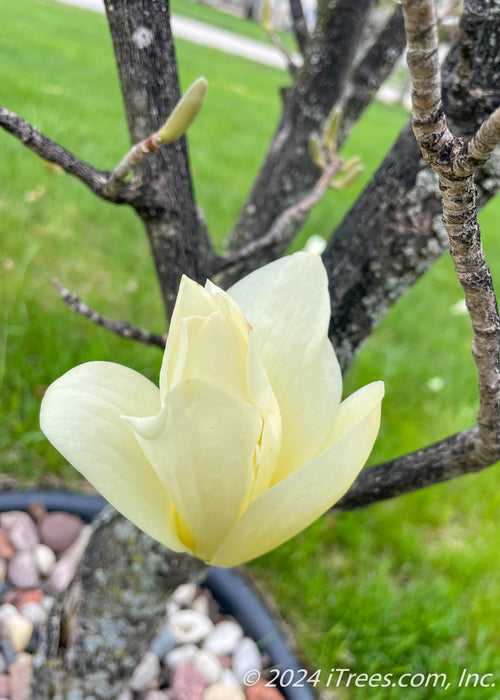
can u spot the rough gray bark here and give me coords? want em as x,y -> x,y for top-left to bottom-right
326,0 -> 500,371
288,0 -> 309,55
227,0 -> 377,254
336,427 -> 489,510
338,6 -> 406,144
104,0 -> 208,318
31,508 -> 207,698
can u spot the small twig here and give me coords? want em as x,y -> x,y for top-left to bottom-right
261,0 -> 299,74
455,105 -> 500,176
402,0 -> 500,459
0,106 -> 137,204
288,0 -> 309,55
105,133 -> 162,197
216,155 -> 342,273
105,77 -> 208,198
264,27 -> 300,74
52,279 -> 166,349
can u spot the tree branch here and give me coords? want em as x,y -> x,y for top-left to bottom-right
288,0 -> 309,55
0,106 -> 137,204
53,279 -> 166,349
324,0 -> 500,372
339,6 -> 406,145
226,0 -> 377,254
336,427 -> 499,511
402,0 -> 500,456
215,152 -> 344,275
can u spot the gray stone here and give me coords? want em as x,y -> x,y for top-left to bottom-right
150,627 -> 177,658
19,601 -> 47,627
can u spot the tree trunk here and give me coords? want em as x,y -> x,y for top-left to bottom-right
104,0 -> 207,320
31,508 -> 207,698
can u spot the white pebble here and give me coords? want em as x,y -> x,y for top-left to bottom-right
130,651 -> 160,692
0,603 -> 17,618
203,620 -> 243,656
203,684 -> 245,700
4,612 -> 33,652
220,669 -> 240,688
19,601 -> 47,627
232,637 -> 262,682
192,594 -> 210,617
168,609 -> 213,644
166,600 -> 180,618
164,643 -> 197,671
33,543 -> 56,577
192,648 -> 223,684
170,582 -> 197,607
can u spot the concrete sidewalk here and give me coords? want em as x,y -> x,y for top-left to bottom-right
55,0 -> 293,70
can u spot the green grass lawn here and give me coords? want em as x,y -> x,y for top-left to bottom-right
1,0 -> 500,696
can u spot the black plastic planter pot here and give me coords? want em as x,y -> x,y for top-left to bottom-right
0,490 -> 316,700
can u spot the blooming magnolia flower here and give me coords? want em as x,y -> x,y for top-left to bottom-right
40,253 -> 383,567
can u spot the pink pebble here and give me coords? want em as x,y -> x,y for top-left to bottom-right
39,512 -> 83,554
172,660 -> 206,700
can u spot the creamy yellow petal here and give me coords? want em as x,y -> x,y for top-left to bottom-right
227,252 -> 342,482
245,336 -> 281,500
40,361 -> 187,553
180,306 -> 249,402
160,276 -> 218,397
131,379 -> 262,561
211,381 -> 384,567
323,381 -> 385,448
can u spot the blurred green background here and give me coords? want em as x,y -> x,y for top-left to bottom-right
1,0 -> 499,697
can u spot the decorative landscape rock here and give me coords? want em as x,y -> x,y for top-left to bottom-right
6,553 -> 38,590
7,517 -> 38,552
246,679 -> 286,700
233,637 -> 263,682
204,620 -> 243,656
203,683 -> 246,700
0,531 -> 14,561
38,512 -> 83,554
171,660 -> 207,700
130,651 -> 161,692
8,654 -> 32,700
32,544 -> 56,578
164,643 -> 198,671
192,648 -> 223,684
3,613 -> 33,653
168,608 -> 214,644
